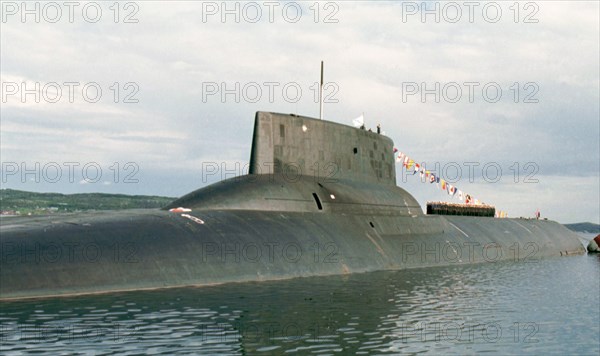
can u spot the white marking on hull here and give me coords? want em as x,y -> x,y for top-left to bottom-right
181,214 -> 204,224
448,222 -> 469,238
513,221 -> 533,234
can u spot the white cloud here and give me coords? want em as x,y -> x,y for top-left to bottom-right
1,1 -> 598,223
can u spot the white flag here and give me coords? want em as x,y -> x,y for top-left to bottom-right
352,114 -> 364,128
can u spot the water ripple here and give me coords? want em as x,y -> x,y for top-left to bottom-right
1,255 -> 598,355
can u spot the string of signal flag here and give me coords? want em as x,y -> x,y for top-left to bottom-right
393,148 -> 509,218
351,115 -> 508,217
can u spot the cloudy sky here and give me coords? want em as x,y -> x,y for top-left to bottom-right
1,1 -> 598,224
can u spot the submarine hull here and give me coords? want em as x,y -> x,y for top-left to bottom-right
0,112 -> 586,300
0,203 -> 585,300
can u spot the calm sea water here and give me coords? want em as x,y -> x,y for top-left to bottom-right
1,236 -> 598,355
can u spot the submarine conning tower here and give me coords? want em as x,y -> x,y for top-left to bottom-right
166,112 -> 423,215
249,112 -> 396,186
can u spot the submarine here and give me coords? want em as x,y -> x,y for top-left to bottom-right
0,111 -> 586,300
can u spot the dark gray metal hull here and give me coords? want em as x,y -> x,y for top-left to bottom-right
0,112 -> 586,300
0,177 -> 584,300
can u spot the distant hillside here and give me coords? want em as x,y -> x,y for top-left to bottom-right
0,189 -> 175,215
564,222 -> 600,234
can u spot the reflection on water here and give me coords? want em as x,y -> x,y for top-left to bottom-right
1,254 -> 598,355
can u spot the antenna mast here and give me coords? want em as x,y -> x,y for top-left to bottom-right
319,61 -> 324,120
